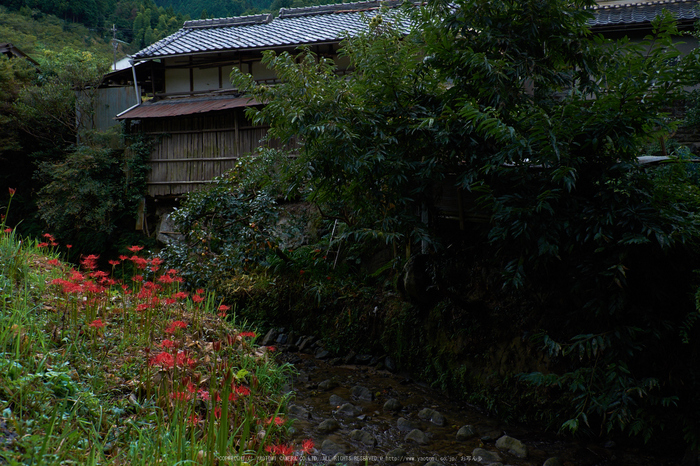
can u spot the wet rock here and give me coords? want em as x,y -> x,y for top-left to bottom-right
351,385 -> 373,402
350,429 -> 377,447
397,417 -> 415,432
472,447 -> 503,465
298,336 -> 315,353
383,398 -> 402,412
318,379 -> 338,391
495,435 -> 528,458
355,354 -> 373,365
317,419 -> 340,434
288,405 -> 310,420
276,333 -> 288,344
262,328 -> 278,346
384,356 -> 397,372
343,350 -> 356,364
315,348 -> 330,359
418,408 -> 446,426
336,402 -> 360,417
329,394 -> 346,407
543,458 -> 563,466
321,439 -> 347,455
405,428 -> 429,445
456,425 -> 478,441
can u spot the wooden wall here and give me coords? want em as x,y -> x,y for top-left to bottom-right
134,108 -> 271,196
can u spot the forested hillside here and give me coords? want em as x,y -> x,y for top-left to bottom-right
0,0 -> 188,56
153,0 -> 339,20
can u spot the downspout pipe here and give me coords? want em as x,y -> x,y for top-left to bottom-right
129,57 -> 140,106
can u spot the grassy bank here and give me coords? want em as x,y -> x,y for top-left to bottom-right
0,214 -> 310,464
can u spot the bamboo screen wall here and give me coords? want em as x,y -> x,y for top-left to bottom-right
135,108 -> 271,196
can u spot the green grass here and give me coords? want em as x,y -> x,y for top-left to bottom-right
0,225 -> 313,465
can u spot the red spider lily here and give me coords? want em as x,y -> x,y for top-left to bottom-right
108,260 -> 120,266
66,244 -> 72,249
267,416 -> 285,426
213,406 -> 221,419
89,319 -> 105,329
198,389 -> 210,401
186,382 -> 197,394
196,288 -> 204,295
43,233 -> 54,240
37,242 -> 48,248
131,275 -> 143,283
8,188 -> 15,196
118,255 -> 129,261
131,256 -> 149,269
171,291 -> 188,300
47,259 -> 60,266
267,346 -> 276,352
170,320 -> 187,329
160,339 -> 175,349
127,245 -> 144,252
69,271 -> 85,282
136,303 -> 151,312
149,351 -> 174,368
3,228 -> 11,233
170,391 -> 191,402
90,270 -> 109,280
265,444 -> 297,465
150,257 -> 164,266
163,298 -> 176,305
188,414 -> 200,426
301,439 -> 314,454
157,275 -> 175,284
239,331 -> 256,338
233,384 -> 251,396
212,341 -> 221,351
192,295 -> 204,304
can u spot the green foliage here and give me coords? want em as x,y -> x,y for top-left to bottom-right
161,149 -> 297,288
233,10 -> 442,250
225,0 -> 700,447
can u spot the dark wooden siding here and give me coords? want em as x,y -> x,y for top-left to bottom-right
132,108 -> 272,196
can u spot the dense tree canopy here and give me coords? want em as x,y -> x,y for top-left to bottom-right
227,0 -> 700,446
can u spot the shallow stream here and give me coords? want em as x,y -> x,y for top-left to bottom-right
277,351 -> 681,466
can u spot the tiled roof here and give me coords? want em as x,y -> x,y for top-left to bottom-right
589,0 -> 700,29
132,0 -> 405,60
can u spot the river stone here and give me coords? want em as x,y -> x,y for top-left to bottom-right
405,428 -> 429,445
418,407 -> 435,420
288,405 -> 310,419
355,354 -> 373,364
430,410 -> 446,426
336,402 -> 360,417
397,417 -> 415,432
261,328 -> 277,346
456,425 -> 478,441
318,379 -> 338,391
315,348 -> 330,359
317,419 -> 340,434
383,398 -> 402,412
329,394 -> 345,407
350,429 -> 377,447
276,333 -> 288,344
543,458 -> 563,466
351,385 -> 373,402
384,356 -> 397,372
495,435 -> 528,458
321,439 -> 347,455
472,447 -> 503,465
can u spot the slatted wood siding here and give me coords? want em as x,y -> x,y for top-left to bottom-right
135,108 -> 272,196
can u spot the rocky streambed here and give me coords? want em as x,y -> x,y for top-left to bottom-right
264,330 -> 682,466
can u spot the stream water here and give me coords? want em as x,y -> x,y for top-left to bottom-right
276,350 -> 682,466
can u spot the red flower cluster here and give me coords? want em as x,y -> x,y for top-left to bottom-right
165,320 -> 187,334
149,350 -> 195,369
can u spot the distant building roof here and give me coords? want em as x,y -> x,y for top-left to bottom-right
589,0 -> 700,31
131,0 -> 405,60
0,43 -> 39,66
